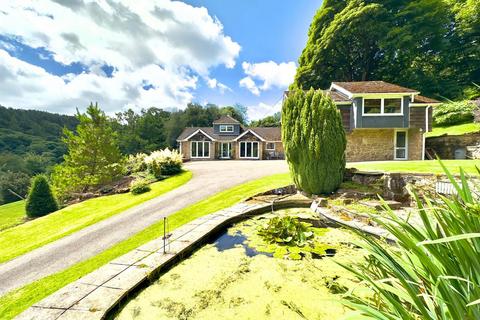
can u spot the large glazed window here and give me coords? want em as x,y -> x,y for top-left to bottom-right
191,141 -> 210,158
239,141 -> 259,159
363,99 -> 382,114
363,98 -> 403,115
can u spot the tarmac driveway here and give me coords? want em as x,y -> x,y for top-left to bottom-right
0,160 -> 288,295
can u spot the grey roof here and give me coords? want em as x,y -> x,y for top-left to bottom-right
213,115 -> 240,124
177,126 -> 281,142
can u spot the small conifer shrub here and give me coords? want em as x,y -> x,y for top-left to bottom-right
26,175 -> 59,218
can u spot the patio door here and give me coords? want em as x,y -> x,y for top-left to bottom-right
220,142 -> 231,159
239,141 -> 259,159
394,130 -> 408,160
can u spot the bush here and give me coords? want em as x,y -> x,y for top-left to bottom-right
145,148 -> 182,178
25,175 -> 59,218
343,163 -> 480,319
433,100 -> 476,126
130,179 -> 151,195
125,153 -> 148,174
0,171 -> 31,204
282,89 -> 346,194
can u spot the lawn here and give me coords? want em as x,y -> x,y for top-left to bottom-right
0,173 -> 291,319
348,160 -> 480,175
0,201 -> 26,232
426,122 -> 480,138
0,171 -> 192,264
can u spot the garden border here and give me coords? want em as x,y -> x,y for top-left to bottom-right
16,197 -> 311,320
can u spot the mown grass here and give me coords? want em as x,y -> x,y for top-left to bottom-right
426,122 -> 480,137
348,160 -> 480,175
0,201 -> 26,231
0,171 -> 192,264
0,173 -> 291,319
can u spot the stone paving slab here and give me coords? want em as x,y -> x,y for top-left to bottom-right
16,307 -> 65,320
17,199 -> 309,320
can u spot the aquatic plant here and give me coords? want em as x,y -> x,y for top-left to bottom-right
342,162 -> 480,319
258,216 -> 313,247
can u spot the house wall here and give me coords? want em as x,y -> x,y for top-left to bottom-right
213,124 -> 241,135
409,107 -> 433,132
262,141 -> 284,159
338,105 -> 352,132
354,96 -> 411,129
346,128 -> 423,162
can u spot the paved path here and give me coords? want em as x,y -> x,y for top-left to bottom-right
0,160 -> 288,296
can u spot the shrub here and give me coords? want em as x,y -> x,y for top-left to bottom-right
130,179 -> 151,195
0,171 -> 31,204
342,162 -> 480,319
433,100 -> 476,126
282,89 -> 346,194
126,153 -> 148,174
25,175 -> 59,218
145,148 -> 182,178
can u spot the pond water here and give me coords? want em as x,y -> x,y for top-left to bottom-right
115,208 -> 367,320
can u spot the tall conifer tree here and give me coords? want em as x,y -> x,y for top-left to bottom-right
282,89 -> 346,194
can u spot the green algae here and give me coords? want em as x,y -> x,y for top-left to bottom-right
115,209 -> 368,320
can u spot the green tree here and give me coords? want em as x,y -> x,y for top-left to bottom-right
25,175 -> 58,218
52,103 -> 124,196
294,0 -> 479,99
282,89 -> 346,194
250,112 -> 281,127
0,171 -> 30,204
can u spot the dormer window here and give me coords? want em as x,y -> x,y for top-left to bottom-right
363,97 -> 403,115
219,125 -> 234,133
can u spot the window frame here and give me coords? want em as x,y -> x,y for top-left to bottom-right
394,129 -> 408,160
266,142 -> 275,150
239,141 -> 260,159
362,97 -> 403,116
190,141 -> 210,158
219,125 -> 234,133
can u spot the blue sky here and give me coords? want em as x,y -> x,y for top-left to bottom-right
0,1 -> 322,120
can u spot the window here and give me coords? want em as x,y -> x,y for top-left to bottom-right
219,125 -> 234,133
384,98 -> 402,114
394,130 -> 408,160
363,99 -> 382,114
191,141 -> 210,158
239,141 -> 259,158
363,98 -> 403,115
266,142 -> 275,150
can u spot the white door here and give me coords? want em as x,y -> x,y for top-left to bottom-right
220,142 -> 231,159
394,130 -> 408,160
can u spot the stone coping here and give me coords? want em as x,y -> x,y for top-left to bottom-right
16,198 -> 311,320
311,201 -> 396,244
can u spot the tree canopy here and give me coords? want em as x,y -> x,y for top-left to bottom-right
293,0 -> 480,99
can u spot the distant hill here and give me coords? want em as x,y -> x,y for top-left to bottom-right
0,106 -> 78,164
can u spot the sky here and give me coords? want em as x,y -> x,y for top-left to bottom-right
0,0 -> 322,121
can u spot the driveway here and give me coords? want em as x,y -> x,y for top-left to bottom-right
0,160 -> 288,295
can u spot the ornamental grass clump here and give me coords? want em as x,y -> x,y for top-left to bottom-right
145,148 -> 183,178
342,162 -> 480,319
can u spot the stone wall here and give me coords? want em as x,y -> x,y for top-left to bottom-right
346,128 -> 424,162
426,132 -> 480,159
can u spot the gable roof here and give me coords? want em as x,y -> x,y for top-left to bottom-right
177,126 -> 281,142
332,81 -> 419,95
213,115 -> 240,124
322,90 -> 352,103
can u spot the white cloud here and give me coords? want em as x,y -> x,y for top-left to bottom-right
240,61 -> 296,95
0,0 -> 241,113
239,77 -> 260,96
205,77 -> 231,94
247,99 -> 282,121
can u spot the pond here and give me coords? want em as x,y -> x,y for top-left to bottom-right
115,208 -> 368,320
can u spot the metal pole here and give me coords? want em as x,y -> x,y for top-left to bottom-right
163,217 -> 166,254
